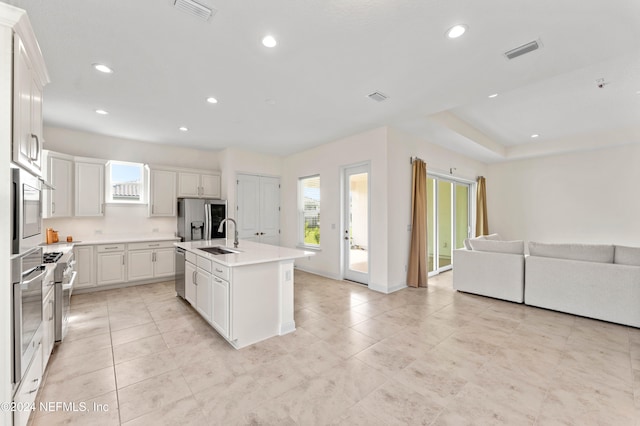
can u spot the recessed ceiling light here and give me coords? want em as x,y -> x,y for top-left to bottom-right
531,134 -> 539,138
262,35 -> 277,48
179,126 -> 188,132
488,93 -> 498,98
95,109 -> 109,115
92,63 -> 113,74
206,97 -> 218,104
446,24 -> 467,39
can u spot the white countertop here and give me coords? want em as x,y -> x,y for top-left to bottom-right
176,239 -> 314,267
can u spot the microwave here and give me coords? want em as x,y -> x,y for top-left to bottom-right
12,166 -> 43,255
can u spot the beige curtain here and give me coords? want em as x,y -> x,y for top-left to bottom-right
407,159 -> 427,288
475,176 -> 488,237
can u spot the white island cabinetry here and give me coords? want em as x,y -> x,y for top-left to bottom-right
176,240 -> 311,349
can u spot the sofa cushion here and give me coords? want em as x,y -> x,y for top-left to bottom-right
614,245 -> 640,266
464,233 -> 501,250
528,242 -> 614,263
469,239 -> 524,255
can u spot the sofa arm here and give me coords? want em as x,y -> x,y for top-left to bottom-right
453,249 -> 525,303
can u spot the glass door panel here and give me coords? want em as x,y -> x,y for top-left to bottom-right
344,164 -> 369,284
455,184 -> 469,249
427,177 -> 435,273
437,181 -> 452,269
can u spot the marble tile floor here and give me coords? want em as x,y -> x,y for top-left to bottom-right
29,270 -> 640,425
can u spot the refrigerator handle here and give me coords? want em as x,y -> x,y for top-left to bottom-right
204,204 -> 211,240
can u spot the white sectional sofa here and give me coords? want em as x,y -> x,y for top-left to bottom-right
525,242 -> 640,328
453,234 -> 526,303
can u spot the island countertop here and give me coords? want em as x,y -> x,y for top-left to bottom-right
175,239 -> 314,267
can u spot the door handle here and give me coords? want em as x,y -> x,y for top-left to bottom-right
193,270 -> 197,285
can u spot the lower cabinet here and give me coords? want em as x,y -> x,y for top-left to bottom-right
195,267 -> 212,323
96,244 -> 126,285
13,342 -> 42,426
185,255 -> 213,323
42,286 -> 55,370
74,245 -> 96,289
211,275 -> 229,338
127,241 -> 175,281
185,260 -> 197,306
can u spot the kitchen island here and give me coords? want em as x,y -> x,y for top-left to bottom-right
175,239 -> 313,349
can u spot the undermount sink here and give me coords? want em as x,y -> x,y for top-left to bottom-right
197,246 -> 239,255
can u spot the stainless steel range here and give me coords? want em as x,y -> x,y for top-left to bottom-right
43,249 -> 76,341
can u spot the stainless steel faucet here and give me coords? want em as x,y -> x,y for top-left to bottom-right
218,218 -> 239,248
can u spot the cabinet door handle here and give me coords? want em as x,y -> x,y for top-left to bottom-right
152,205 -> 155,214
101,203 -> 105,214
52,202 -> 55,214
30,134 -> 40,161
193,270 -> 197,286
122,255 -> 125,265
214,277 -> 222,283
49,300 -> 54,321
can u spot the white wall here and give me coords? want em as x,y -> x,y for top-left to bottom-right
44,126 -> 221,170
281,127 -> 389,289
487,143 -> 640,246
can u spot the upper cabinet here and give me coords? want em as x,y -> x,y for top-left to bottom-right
43,150 -> 73,218
9,8 -> 50,177
75,159 -> 105,217
178,171 -> 220,199
148,169 -> 176,217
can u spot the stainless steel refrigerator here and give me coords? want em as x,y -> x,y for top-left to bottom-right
177,198 -> 227,241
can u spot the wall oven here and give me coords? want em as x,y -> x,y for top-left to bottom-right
11,246 -> 44,385
12,167 -> 43,255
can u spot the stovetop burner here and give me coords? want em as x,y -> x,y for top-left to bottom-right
43,252 -> 63,263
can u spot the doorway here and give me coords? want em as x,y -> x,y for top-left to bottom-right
427,175 -> 471,276
343,163 -> 370,284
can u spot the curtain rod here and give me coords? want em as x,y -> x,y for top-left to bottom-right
410,156 -> 424,164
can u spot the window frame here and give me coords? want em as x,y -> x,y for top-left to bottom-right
105,160 -> 147,205
298,174 -> 321,249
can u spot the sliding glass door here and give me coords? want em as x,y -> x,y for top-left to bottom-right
427,175 -> 471,275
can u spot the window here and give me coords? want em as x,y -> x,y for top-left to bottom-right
105,160 -> 145,203
299,175 -> 320,247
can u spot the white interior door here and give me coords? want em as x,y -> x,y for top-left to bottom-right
237,174 -> 280,245
343,164 -> 369,284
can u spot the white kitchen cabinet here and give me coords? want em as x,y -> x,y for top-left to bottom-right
185,260 -> 197,307
42,284 -> 55,371
12,30 -> 48,177
74,245 -> 96,289
236,174 -> 280,245
75,160 -> 105,217
211,275 -> 229,338
96,244 -> 126,285
127,241 -> 176,281
13,341 -> 42,426
195,267 -> 212,323
149,169 -> 176,217
43,151 -> 73,218
178,171 -> 221,198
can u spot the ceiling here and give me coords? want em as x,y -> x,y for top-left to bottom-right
6,0 -> 640,162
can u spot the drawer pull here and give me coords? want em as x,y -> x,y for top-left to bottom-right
149,244 -> 160,247
215,268 -> 223,273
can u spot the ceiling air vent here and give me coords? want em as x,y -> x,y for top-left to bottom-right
173,0 -> 216,21
504,39 -> 541,60
367,91 -> 389,102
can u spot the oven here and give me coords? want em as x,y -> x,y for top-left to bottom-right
11,167 -> 43,255
11,247 -> 44,385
